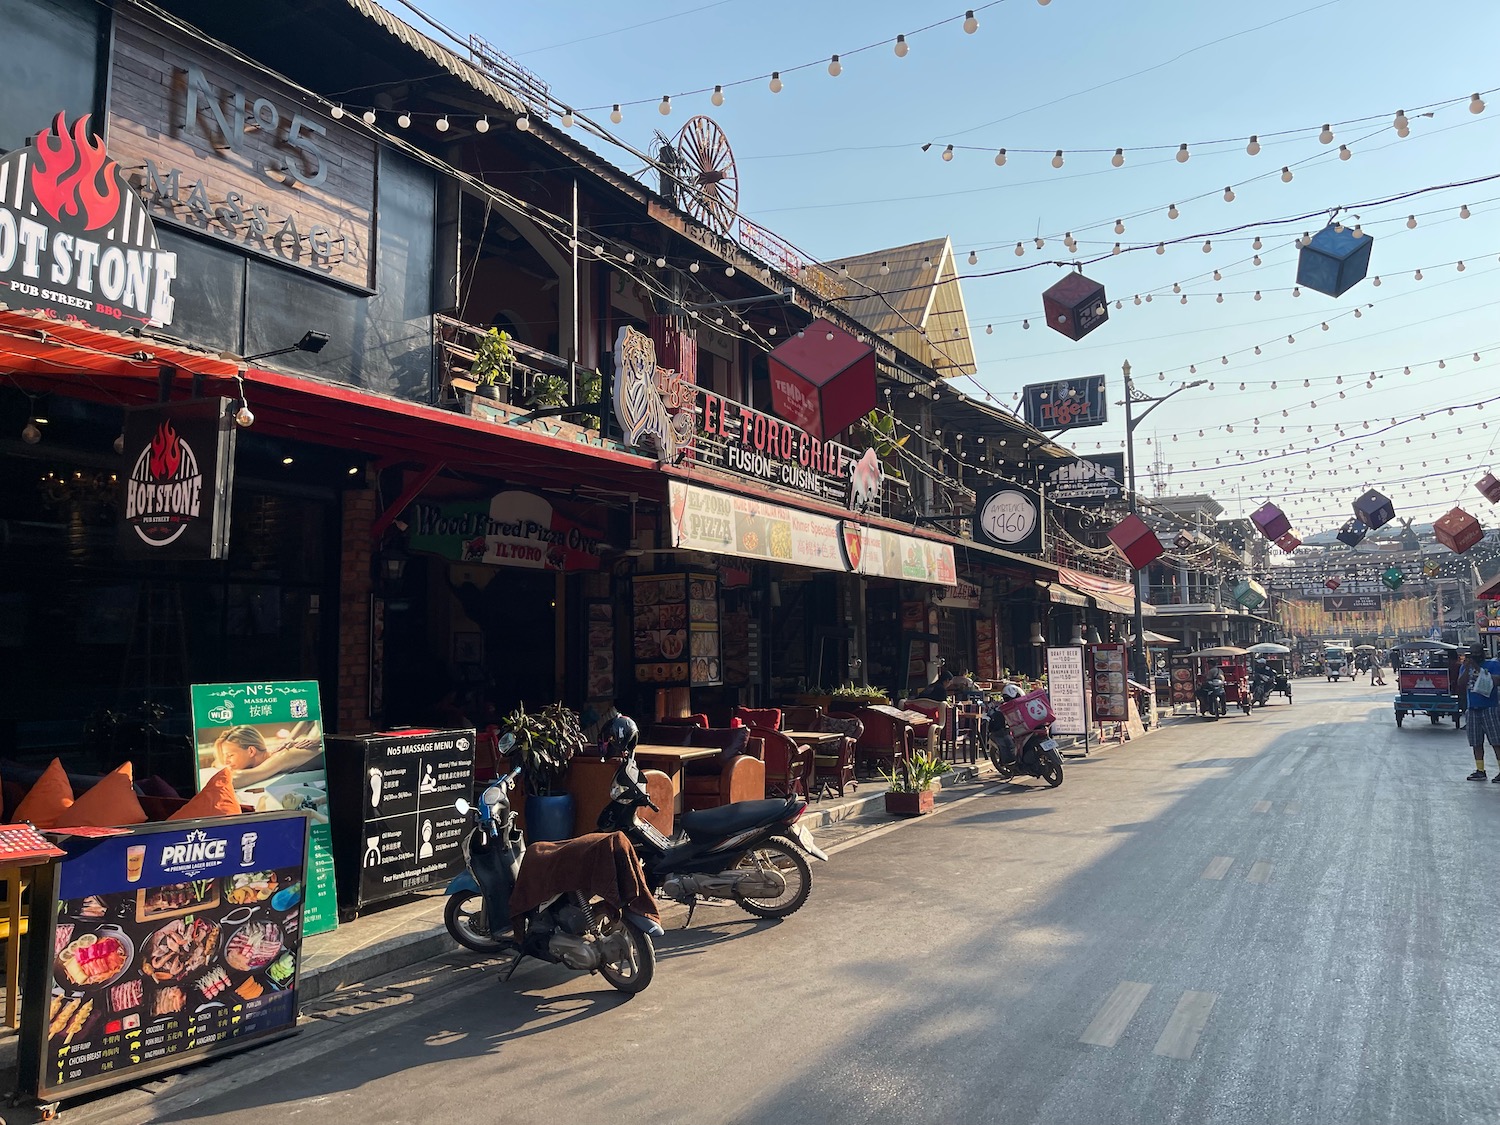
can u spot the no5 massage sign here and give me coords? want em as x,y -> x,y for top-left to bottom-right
973,483 -> 1045,555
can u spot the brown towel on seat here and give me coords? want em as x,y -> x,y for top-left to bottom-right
508,830 -> 660,941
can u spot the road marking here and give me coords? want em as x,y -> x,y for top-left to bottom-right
1280,766 -> 1295,775
1079,981 -> 1153,1047
1201,856 -> 1233,880
1247,861 -> 1273,884
1252,800 -> 1272,813
1153,990 -> 1218,1059
1283,800 -> 1300,815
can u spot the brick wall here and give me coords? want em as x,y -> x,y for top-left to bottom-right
338,489 -> 377,734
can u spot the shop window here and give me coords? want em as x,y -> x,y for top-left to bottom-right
154,229 -> 246,356
0,0 -> 103,154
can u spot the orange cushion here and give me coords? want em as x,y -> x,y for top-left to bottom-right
168,768 -> 243,821
53,763 -> 147,828
14,758 -> 75,829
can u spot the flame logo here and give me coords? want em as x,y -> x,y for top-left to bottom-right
149,421 -> 182,480
30,112 -> 120,231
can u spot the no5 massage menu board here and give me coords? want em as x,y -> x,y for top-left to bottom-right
21,811 -> 309,1101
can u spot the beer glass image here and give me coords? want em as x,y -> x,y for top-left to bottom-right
126,845 -> 147,883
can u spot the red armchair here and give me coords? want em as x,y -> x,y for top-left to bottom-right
732,706 -> 782,731
840,706 -> 914,779
753,727 -> 812,799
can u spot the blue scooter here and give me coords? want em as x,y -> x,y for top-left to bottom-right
443,734 -> 663,995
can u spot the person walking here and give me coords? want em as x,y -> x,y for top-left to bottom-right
1370,654 -> 1386,687
1461,643 -> 1500,781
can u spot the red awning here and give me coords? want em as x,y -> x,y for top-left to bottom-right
1479,573 -> 1500,601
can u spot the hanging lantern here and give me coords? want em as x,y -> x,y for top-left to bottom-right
1173,530 -> 1194,550
767,318 -> 877,440
1336,518 -> 1368,547
1477,473 -> 1500,504
1352,489 -> 1395,530
1382,566 -> 1405,590
1421,559 -> 1441,577
1250,502 -> 1291,541
1040,272 -> 1109,341
1233,578 -> 1267,609
1325,577 -> 1341,591
1275,531 -> 1301,553
1296,223 -> 1374,297
1106,513 -> 1164,568
1434,507 -> 1484,553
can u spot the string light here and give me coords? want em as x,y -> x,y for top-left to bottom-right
1338,144 -> 1350,160
993,148 -> 1007,166
1473,93 -> 1487,114
1281,167 -> 1294,183
968,250 -> 979,265
1246,135 -> 1261,156
712,85 -> 725,106
516,115 -> 530,131
894,34 -> 909,57
1051,150 -> 1064,169
942,144 -> 954,161
1176,143 -> 1190,163
436,115 -> 451,132
659,95 -> 672,115
611,105 -> 622,123
828,55 -> 842,77
331,104 -> 345,120
1114,219 -> 1126,235
769,72 -> 783,93
1168,203 -> 1180,220
1111,148 -> 1125,168
1223,187 -> 1235,202
963,10 -> 979,33
1460,204 -> 1472,219
475,116 -> 490,133
362,108 -> 376,125
396,112 -> 411,128
1319,123 -> 1334,144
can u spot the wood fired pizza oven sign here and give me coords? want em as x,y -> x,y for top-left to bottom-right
0,113 -> 177,330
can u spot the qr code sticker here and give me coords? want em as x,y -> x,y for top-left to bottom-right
291,699 -> 309,718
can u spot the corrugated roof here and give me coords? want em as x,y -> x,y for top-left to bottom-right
341,0 -> 527,116
831,238 -> 976,377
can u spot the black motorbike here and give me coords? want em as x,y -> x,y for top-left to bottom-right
982,705 -> 1064,788
596,741 -> 827,925
444,737 -> 662,995
1251,668 -> 1276,708
1197,678 -> 1228,719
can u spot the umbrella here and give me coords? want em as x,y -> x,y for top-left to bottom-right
1247,642 -> 1291,655
1353,644 -> 1378,652
1127,630 -> 1180,646
1194,646 -> 1248,658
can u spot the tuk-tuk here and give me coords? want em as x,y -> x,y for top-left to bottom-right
1247,644 -> 1293,705
1189,647 -> 1254,718
1392,639 -> 1463,728
1324,646 -> 1354,681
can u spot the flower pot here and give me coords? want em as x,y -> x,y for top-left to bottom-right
524,794 -> 576,842
474,383 -> 501,400
884,789 -> 935,817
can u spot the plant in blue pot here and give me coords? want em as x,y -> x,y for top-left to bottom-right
502,702 -> 584,842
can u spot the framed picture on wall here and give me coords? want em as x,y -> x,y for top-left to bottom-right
453,631 -> 484,665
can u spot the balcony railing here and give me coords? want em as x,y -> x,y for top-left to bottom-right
437,315 -> 597,418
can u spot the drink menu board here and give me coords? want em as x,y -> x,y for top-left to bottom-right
24,812 -> 309,1101
632,573 -> 721,687
1090,644 -> 1130,722
1045,646 -> 1088,736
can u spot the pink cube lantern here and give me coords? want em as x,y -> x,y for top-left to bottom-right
1041,272 -> 1109,341
1107,513 -> 1164,569
1477,473 -> 1500,504
1435,507 -> 1483,553
767,318 -> 877,441
1276,531 -> 1302,553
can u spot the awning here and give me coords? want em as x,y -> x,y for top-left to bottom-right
1480,573 -> 1500,601
1127,630 -> 1181,646
1056,567 -> 1155,617
1090,588 -> 1142,617
1038,581 -> 1089,608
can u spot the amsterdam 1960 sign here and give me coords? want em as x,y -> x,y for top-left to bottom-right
973,483 -> 1044,555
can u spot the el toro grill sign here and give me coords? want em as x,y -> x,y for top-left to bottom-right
0,113 -> 177,329
118,399 -> 236,560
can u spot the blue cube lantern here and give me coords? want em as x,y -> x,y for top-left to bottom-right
1336,518 -> 1368,547
1297,224 -> 1374,297
1353,488 -> 1395,530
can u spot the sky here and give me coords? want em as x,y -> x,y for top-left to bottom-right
416,0 -> 1500,533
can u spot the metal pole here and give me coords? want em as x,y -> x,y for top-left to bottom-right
570,178 -> 579,403
1124,359 -> 1148,685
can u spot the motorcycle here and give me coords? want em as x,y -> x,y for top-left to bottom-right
443,735 -> 663,995
1197,678 -> 1228,719
982,704 -> 1064,788
595,723 -> 827,926
1251,669 -> 1275,708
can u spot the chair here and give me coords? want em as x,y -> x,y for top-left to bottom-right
656,714 -> 709,728
732,706 -> 782,731
655,686 -> 693,721
899,699 -> 948,758
839,707 -> 913,780
813,714 -> 861,798
781,704 -> 823,731
952,702 -> 983,764
754,728 -> 812,799
567,759 -> 674,838
681,729 -> 767,811
643,725 -> 694,747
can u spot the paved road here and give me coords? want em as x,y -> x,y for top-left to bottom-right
71,677 -> 1500,1125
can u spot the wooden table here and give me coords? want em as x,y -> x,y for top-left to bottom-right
782,730 -> 848,797
634,745 -> 721,812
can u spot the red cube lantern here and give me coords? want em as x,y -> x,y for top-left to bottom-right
1325,577 -> 1341,591
1107,513 -> 1164,568
1276,531 -> 1302,553
1477,473 -> 1500,504
767,318 -> 877,440
1435,507 -> 1483,553
1251,502 -> 1291,541
1041,272 -> 1108,341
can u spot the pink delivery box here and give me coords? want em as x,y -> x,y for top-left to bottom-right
1000,689 -> 1056,736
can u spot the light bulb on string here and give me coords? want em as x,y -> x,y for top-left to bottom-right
1202,240 -> 1212,253
993,148 -> 1007,166
1293,286 -> 1301,297
1217,294 -> 1224,303
331,104 -> 345,120
1212,270 -> 1221,281
1173,282 -> 1181,294
828,55 -> 842,76
362,108 -> 376,125
1254,290 -> 1262,300
624,251 -> 635,263
659,96 -> 672,115
941,144 -> 954,162
1051,150 -> 1064,169
712,85 -> 725,106
1112,243 -> 1122,255
963,10 -> 979,33
1372,276 -> 1381,286
879,260 -> 890,274
475,116 -> 490,133
894,34 -> 909,57
1253,255 -> 1261,266
1415,269 -> 1423,280
769,72 -> 783,93
1319,124 -> 1334,144
1114,219 -> 1125,235
1472,93 -> 1487,114
1168,203 -> 1179,220
1015,242 -> 1025,257
1281,167 -> 1293,183
1176,143 -> 1190,163
1247,135 -> 1261,156
517,115 -> 532,131
1223,187 -> 1235,202
655,256 -> 666,267
1111,148 -> 1124,168
1407,215 -> 1417,229
1156,243 -> 1165,255
1461,204 -> 1472,219
1338,144 -> 1351,160
968,250 -> 978,265
1459,260 -> 1467,271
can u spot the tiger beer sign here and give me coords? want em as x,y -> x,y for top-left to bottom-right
0,113 -> 177,329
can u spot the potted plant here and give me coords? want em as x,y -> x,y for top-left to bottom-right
882,750 -> 951,817
830,683 -> 892,709
470,327 -> 514,400
525,371 -> 569,409
499,702 -> 586,840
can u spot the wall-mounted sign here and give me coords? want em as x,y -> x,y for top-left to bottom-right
1044,452 -> 1125,506
117,399 -> 235,560
614,325 -> 695,463
934,577 -> 982,610
973,483 -> 1045,555
694,388 -> 876,510
108,14 -> 375,289
1022,374 -> 1108,431
0,113 -> 178,329
668,481 -> 954,586
1323,594 -> 1382,612
1479,608 -> 1500,636
406,490 -> 605,571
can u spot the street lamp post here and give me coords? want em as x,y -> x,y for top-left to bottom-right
1121,360 -> 1205,684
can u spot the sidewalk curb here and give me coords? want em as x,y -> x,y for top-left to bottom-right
802,763 -> 982,830
301,927 -> 457,1002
